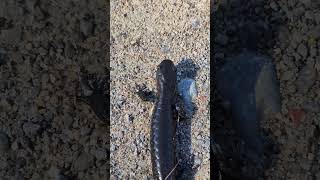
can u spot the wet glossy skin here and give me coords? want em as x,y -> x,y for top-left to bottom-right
151,60 -> 177,180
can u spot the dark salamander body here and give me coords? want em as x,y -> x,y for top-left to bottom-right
151,60 -> 178,180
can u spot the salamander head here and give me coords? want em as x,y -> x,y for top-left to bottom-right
156,60 -> 177,91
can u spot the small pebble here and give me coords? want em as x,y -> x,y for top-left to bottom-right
308,153 -> 314,160
191,19 -> 200,28
110,144 -> 116,152
11,141 -> 18,151
194,157 -> 201,165
160,45 -> 170,53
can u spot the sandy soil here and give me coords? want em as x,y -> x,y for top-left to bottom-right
110,0 -> 210,179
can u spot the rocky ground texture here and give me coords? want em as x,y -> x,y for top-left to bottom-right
214,0 -> 320,179
110,0 -> 210,179
0,0 -> 109,179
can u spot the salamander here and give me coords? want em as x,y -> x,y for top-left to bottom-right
151,59 -> 178,180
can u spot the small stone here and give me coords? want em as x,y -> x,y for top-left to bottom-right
191,19 -> 200,28
116,99 -> 125,108
0,132 -> 10,154
125,114 -> 134,123
160,45 -> 170,53
110,144 -> 116,152
39,47 -> 47,56
25,43 -> 33,50
297,43 -> 308,59
130,172 -> 136,177
71,144 -> 78,151
194,157 -> 201,165
308,153 -> 314,160
11,141 -> 18,151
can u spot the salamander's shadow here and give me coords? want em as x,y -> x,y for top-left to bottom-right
175,58 -> 199,180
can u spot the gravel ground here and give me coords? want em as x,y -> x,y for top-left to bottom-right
2,0 -> 319,179
110,0 -> 210,179
214,0 -> 320,179
0,0 -> 109,179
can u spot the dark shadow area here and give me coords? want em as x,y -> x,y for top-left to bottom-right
212,0 -> 286,179
135,84 -> 157,103
176,58 -> 199,81
175,58 -> 199,180
0,0 -> 109,179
